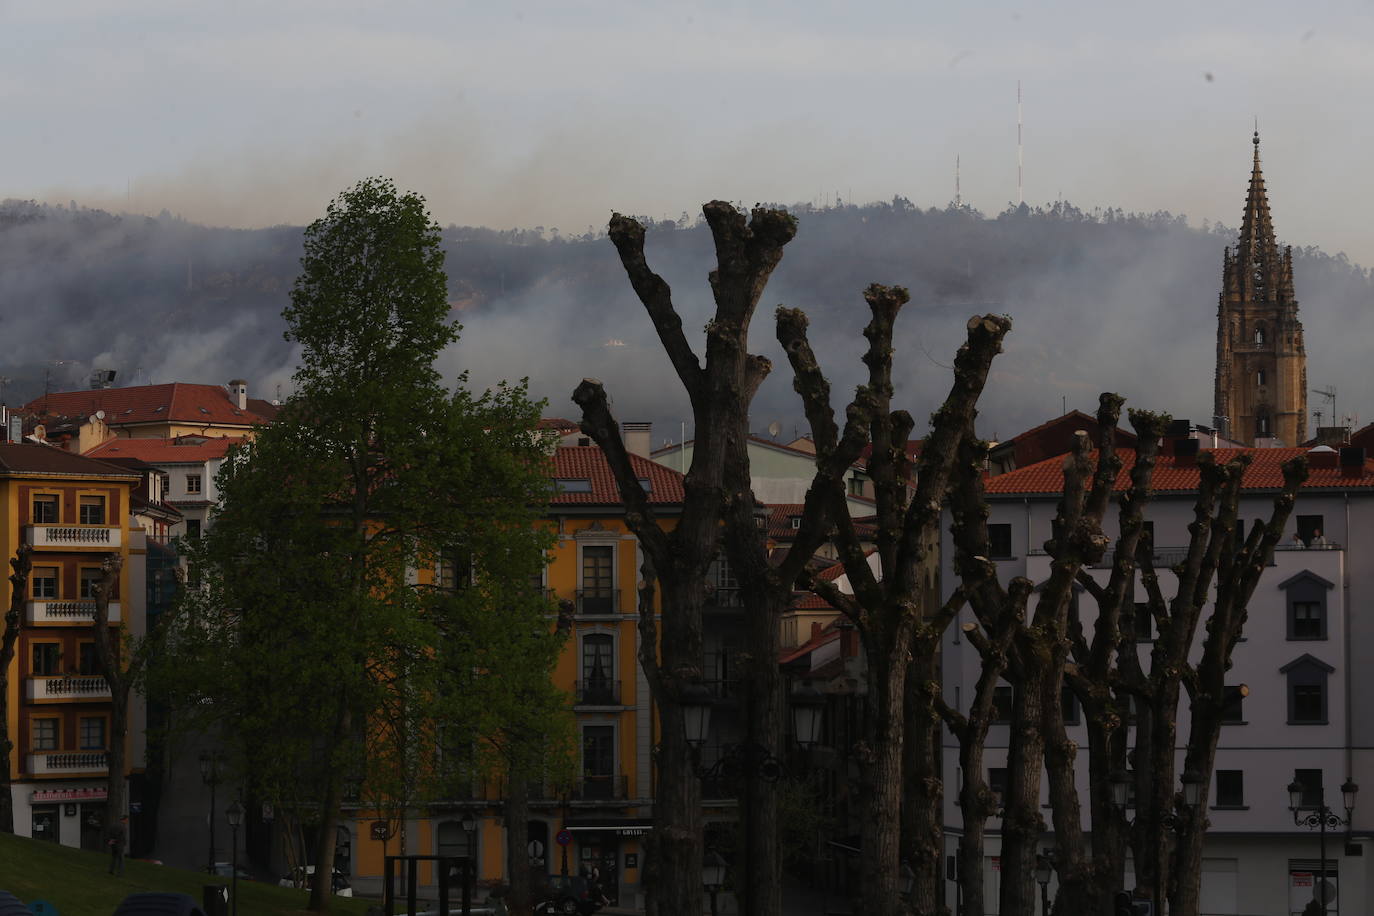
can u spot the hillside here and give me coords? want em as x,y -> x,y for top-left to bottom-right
2,197 -> 1370,440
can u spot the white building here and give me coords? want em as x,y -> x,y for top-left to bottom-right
940,438 -> 1374,916
85,435 -> 244,539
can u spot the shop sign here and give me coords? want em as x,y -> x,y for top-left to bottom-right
31,787 -> 107,803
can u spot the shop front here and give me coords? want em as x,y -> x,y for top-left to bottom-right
564,818 -> 652,908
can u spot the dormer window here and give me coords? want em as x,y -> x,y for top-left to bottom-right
790,516 -> 802,530
1280,570 -> 1334,640
1281,654 -> 1334,724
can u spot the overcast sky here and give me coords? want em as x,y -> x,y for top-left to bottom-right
4,0 -> 1373,264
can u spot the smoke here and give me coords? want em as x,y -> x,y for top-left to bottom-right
2,199 -> 1370,449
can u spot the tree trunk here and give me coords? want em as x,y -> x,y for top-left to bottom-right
999,665 -> 1046,916
858,641 -> 910,916
1041,675 -> 1090,914
0,546 -> 31,835
956,731 -> 993,916
308,701 -> 351,913
904,650 -> 944,915
740,586 -> 781,916
506,774 -> 532,915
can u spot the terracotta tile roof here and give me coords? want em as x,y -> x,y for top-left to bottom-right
985,446 -> 1374,496
86,436 -> 246,464
0,443 -> 140,479
24,383 -> 275,428
550,446 -> 684,505
780,626 -> 840,664
537,417 -> 582,433
651,433 -> 858,465
992,411 -> 1138,472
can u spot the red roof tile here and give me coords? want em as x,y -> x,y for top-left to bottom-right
87,436 -> 246,464
986,446 -> 1374,496
550,446 -> 684,505
0,443 -> 140,478
538,417 -> 582,432
24,383 -> 275,429
993,410 -> 1139,472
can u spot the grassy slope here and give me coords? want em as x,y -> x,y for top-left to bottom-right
0,832 -> 373,916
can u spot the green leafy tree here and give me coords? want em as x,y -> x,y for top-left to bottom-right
157,177 -> 556,912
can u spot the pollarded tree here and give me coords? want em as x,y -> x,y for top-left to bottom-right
160,177 -> 555,912
0,546 -> 33,834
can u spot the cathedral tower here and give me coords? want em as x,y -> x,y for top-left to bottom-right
1214,132 -> 1306,445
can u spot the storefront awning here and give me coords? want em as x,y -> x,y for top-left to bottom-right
564,817 -> 653,837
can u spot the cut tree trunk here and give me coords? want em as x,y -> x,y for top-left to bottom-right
506,774 -> 532,915
0,546 -> 32,834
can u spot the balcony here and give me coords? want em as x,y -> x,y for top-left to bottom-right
576,588 -> 620,616
28,751 -> 109,776
26,525 -> 121,549
27,676 -> 112,702
572,774 -> 628,801
574,679 -> 622,706
27,600 -> 121,625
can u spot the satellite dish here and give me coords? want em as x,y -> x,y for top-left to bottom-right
94,410 -> 105,420
767,420 -> 782,439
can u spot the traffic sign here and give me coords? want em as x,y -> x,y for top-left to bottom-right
556,828 -> 572,847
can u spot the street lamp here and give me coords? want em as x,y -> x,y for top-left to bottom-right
1109,769 -> 1202,913
790,681 -> 826,750
199,751 -> 218,874
680,681 -> 714,751
225,800 -> 245,916
1034,855 -> 1053,916
702,848 -> 727,916
460,813 -> 477,916
1287,778 -> 1357,914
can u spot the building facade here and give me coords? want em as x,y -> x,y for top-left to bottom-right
939,438 -> 1374,915
1,443 -> 146,852
1214,132 -> 1307,447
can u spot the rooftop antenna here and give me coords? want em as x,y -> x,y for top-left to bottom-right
1314,385 -> 1337,427
1017,80 -> 1024,206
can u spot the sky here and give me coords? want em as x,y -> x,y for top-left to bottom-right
5,0 -> 1374,265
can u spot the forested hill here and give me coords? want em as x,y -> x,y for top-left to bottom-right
3,197 -> 1371,442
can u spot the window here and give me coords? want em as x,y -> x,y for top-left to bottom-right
987,767 -> 1009,805
1296,516 -> 1325,547
1256,413 -> 1270,437
186,474 -> 202,495
185,518 -> 201,539
78,495 -> 105,525
79,568 -> 103,600
1293,768 -> 1323,808
581,634 -> 615,704
1132,602 -> 1154,641
32,567 -> 58,600
32,718 -> 58,752
790,516 -> 802,530
1215,770 -> 1244,807
1282,655 -> 1333,724
988,524 -> 1013,559
32,495 -> 58,524
848,475 -> 866,497
31,643 -> 61,676
991,685 -> 1014,723
78,643 -> 100,676
1221,685 -> 1246,723
1061,685 -> 1079,725
555,479 -> 593,494
582,725 -> 616,799
1256,369 -> 1267,387
580,545 -> 615,613
79,716 -> 106,750
1282,569 -> 1334,641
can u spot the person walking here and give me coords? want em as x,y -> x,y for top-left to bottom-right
107,815 -> 128,876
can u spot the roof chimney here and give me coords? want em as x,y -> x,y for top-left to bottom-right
1307,445 -> 1339,470
622,422 -> 652,459
228,379 -> 248,411
1340,447 -> 1366,477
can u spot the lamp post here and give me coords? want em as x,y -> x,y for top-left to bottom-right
1034,854 -> 1052,916
225,799 -> 244,916
681,679 -> 826,913
461,813 -> 476,916
199,751 -> 218,874
1109,769 -> 1203,915
703,848 -> 727,916
1288,778 -> 1357,914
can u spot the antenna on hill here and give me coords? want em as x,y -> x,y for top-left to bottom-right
1313,385 -> 1338,428
955,155 -> 962,208
1017,80 -> 1024,206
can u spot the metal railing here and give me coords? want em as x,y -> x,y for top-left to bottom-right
575,589 -> 620,615
574,679 -> 622,706
572,774 -> 628,801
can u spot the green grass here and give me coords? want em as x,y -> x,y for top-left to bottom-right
0,831 -> 375,916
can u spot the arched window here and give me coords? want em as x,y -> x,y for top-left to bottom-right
1256,413 -> 1271,437
1256,368 -> 1267,387
1254,325 -> 1265,345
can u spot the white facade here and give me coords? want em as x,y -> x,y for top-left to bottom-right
938,462 -> 1374,915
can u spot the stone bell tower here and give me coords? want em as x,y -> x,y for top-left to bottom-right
1214,131 -> 1306,446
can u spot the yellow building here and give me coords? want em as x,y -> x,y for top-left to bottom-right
1,443 -> 146,851
345,443 -> 684,907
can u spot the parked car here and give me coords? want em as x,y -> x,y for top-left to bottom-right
534,875 -> 601,916
211,862 -> 253,881
278,865 -> 353,897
